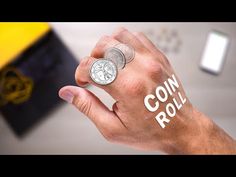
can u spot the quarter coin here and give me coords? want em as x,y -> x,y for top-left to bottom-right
90,59 -> 117,85
104,47 -> 126,69
115,44 -> 135,63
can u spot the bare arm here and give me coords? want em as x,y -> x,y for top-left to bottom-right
173,109 -> 236,154
59,27 -> 236,154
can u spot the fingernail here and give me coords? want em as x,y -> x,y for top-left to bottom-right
59,90 -> 74,104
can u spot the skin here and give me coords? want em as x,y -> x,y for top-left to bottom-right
59,27 -> 236,154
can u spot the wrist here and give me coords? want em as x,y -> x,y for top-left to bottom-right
177,109 -> 214,154
168,108 -> 236,154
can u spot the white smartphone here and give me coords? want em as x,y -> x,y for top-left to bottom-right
200,31 -> 230,75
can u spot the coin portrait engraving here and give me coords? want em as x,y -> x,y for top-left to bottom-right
90,59 -> 117,85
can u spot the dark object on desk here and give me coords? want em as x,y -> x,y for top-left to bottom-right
0,30 -> 79,137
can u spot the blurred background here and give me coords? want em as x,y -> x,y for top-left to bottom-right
0,22 -> 235,154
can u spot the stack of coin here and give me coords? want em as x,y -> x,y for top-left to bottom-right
90,44 -> 135,85
113,44 -> 135,64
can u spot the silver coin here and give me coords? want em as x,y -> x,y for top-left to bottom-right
115,44 -> 135,63
90,59 -> 117,85
104,48 -> 126,69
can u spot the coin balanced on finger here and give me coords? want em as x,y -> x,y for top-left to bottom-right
89,43 -> 135,85
90,59 -> 118,85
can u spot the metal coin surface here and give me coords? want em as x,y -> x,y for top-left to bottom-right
90,59 -> 117,85
115,44 -> 135,63
104,47 -> 126,69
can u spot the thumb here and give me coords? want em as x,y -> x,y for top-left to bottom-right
58,85 -> 123,130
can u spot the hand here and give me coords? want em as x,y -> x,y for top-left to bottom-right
59,27 -> 236,154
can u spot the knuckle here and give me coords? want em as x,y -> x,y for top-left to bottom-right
113,27 -> 127,37
74,97 -> 92,116
145,59 -> 162,76
103,130 -> 119,142
75,57 -> 92,84
145,60 -> 162,74
80,56 -> 93,68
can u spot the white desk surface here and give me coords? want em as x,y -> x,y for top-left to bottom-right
0,23 -> 236,154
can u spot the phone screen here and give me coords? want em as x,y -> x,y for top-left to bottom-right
200,31 -> 229,74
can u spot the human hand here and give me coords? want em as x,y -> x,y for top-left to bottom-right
59,27 -> 236,154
